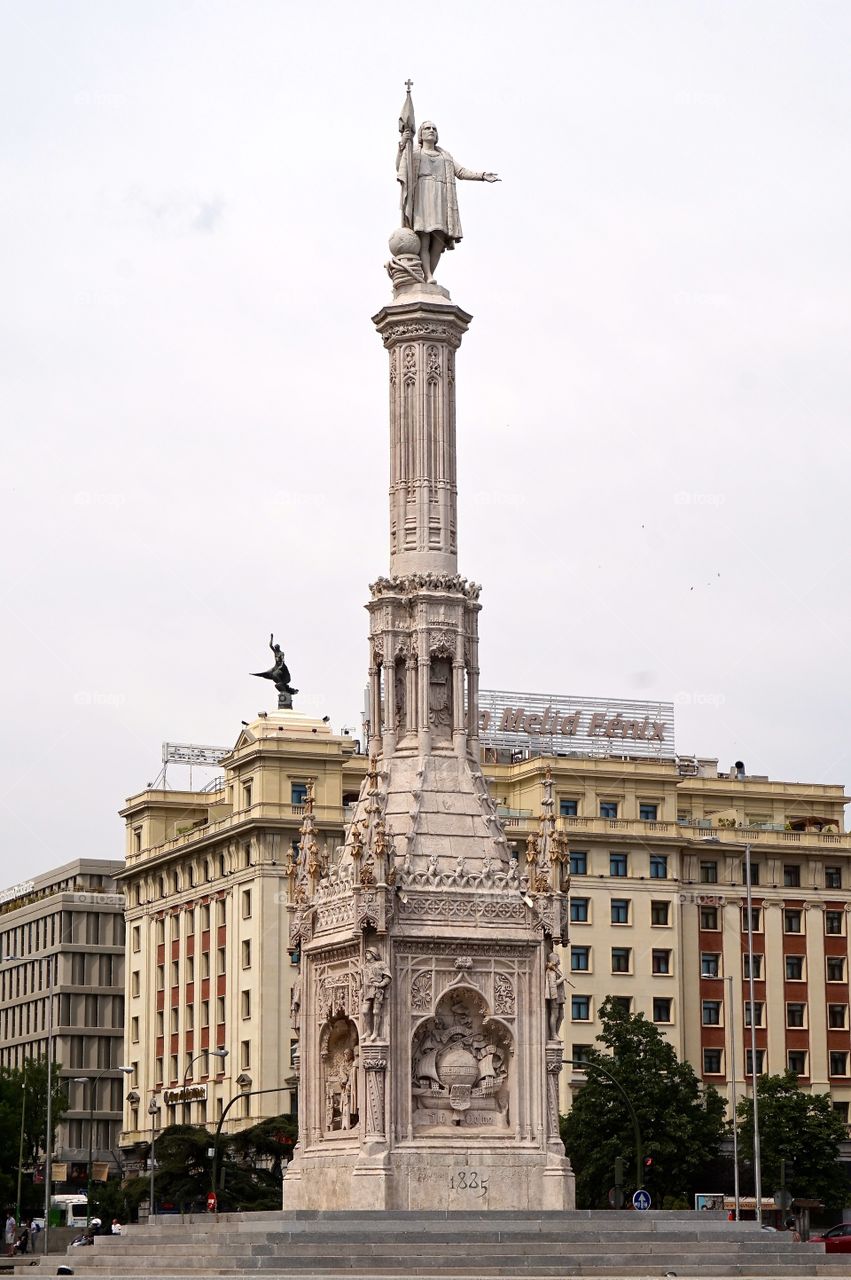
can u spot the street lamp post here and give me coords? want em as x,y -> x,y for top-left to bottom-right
16,1080 -> 26,1229
564,1057 -> 644,1191
182,1048 -> 228,1122
147,1097 -> 161,1221
210,1083 -> 289,1211
73,1067 -> 133,1227
703,836 -> 761,1224
727,973 -> 741,1220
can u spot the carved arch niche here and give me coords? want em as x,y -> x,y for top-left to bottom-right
411,986 -> 513,1134
319,1015 -> 359,1136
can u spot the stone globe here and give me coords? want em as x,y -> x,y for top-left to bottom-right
388,227 -> 420,257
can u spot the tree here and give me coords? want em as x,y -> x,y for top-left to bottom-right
737,1072 -> 848,1218
561,997 -> 726,1208
0,1059 -> 67,1214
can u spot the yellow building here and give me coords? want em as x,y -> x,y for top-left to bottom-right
118,697 -> 851,1152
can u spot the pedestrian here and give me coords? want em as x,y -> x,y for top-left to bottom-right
110,1219 -> 122,1235
4,1212 -> 16,1257
13,1223 -> 29,1255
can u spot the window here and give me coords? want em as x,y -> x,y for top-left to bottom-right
786,1003 -> 806,1028
570,946 -> 590,972
826,867 -> 842,889
170,1054 -> 178,1082
652,997 -> 672,1023
155,1056 -> 163,1084
744,1001 -> 764,1028
186,1005 -> 194,1031
569,850 -> 587,876
701,953 -> 720,978
156,1010 -> 164,1036
610,996 -> 631,1014
702,1000 -> 721,1026
200,904 -> 210,930
216,898 -> 226,926
611,947 -> 631,974
241,889 -> 252,919
240,1039 -> 251,1070
291,783 -> 308,805
700,906 -> 719,930
130,1016 -> 139,1043
131,926 -> 140,953
241,940 -> 251,969
639,803 -> 658,821
784,910 -> 802,934
186,955 -> 194,982
216,996 -> 225,1023
571,1044 -> 591,1065
600,802 -> 618,819
217,947 -> 226,975
745,1048 -> 765,1075
610,899 -> 629,925
559,799 -> 578,817
742,907 -> 761,933
829,1052 -> 849,1077
785,1050 -> 807,1076
185,909 -> 194,934
827,957 -> 846,982
785,955 -> 803,980
242,781 -> 253,809
156,965 -> 164,992
828,1005 -> 848,1029
746,860 -> 760,886
783,864 -> 801,888
571,995 -> 590,1021
651,901 -> 670,926
826,911 -> 844,936
700,861 -> 718,884
650,855 -> 668,880
156,919 -> 165,944
609,853 -> 628,878
201,951 -> 210,979
201,1000 -> 209,1027
241,990 -> 251,1019
570,898 -> 589,923
703,1049 -> 722,1074
652,949 -> 671,975
131,970 -> 140,998
833,1101 -> 849,1123
171,960 -> 179,985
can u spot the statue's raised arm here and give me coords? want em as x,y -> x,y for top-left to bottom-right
392,82 -> 500,287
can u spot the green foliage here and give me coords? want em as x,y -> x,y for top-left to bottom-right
128,1115 -> 297,1214
737,1072 -> 848,1218
560,997 -> 726,1208
0,1059 -> 66,1215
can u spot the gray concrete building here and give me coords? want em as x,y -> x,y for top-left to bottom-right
0,858 -> 126,1177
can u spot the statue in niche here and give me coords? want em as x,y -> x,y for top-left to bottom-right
411,988 -> 511,1131
320,1015 -> 359,1134
290,973 -> 302,1038
428,657 -> 453,741
251,634 -> 298,708
395,83 -> 500,284
394,659 -> 407,734
545,950 -> 566,1040
361,946 -> 392,1040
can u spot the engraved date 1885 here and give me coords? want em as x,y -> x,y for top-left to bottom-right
450,1169 -> 488,1192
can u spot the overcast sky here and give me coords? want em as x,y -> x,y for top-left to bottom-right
1,0 -> 849,888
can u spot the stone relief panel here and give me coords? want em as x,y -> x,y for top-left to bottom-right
319,1015 -> 359,1135
411,986 -> 512,1134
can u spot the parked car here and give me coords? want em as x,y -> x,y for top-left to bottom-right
810,1224 -> 851,1253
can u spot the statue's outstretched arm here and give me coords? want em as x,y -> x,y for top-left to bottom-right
454,164 -> 500,183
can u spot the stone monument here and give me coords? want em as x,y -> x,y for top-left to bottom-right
282,85 -> 574,1211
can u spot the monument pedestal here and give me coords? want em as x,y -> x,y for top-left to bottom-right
282,282 -> 573,1212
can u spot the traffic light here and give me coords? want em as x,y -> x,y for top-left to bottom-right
643,1155 -> 654,1172
614,1157 -> 624,1187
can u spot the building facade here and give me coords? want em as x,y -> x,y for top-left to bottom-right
0,859 -> 126,1172
117,711 -> 361,1156
118,708 -> 851,1145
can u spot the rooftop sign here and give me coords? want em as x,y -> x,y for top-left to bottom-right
479,690 -> 675,760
